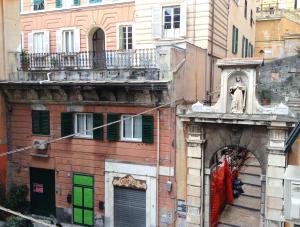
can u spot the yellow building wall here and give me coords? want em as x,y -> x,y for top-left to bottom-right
0,0 -> 20,80
227,0 -> 257,58
255,17 -> 300,59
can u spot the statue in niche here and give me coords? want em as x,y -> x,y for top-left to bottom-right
229,76 -> 247,113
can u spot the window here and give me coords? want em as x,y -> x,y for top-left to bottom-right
232,25 -> 239,54
119,25 -> 132,50
242,36 -> 249,58
34,0 -> 44,11
163,6 -> 180,38
61,112 -> 103,140
74,113 -> 93,138
56,0 -> 62,8
62,30 -> 75,52
33,32 -> 44,53
73,174 -> 94,226
248,43 -> 253,57
244,0 -> 248,18
121,115 -> 142,141
74,0 -> 80,6
107,114 -> 153,143
89,0 -> 101,3
32,110 -> 50,135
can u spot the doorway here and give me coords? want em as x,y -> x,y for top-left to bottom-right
92,28 -> 105,69
113,186 -> 146,227
30,168 -> 56,217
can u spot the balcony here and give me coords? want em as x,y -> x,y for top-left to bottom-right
11,49 -> 162,82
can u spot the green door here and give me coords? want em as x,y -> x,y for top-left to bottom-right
30,168 -> 56,217
73,174 -> 94,226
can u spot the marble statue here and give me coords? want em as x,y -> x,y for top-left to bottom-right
229,76 -> 247,113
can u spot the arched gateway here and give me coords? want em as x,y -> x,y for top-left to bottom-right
179,59 -> 296,227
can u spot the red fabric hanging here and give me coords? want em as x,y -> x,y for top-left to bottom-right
210,158 -> 234,227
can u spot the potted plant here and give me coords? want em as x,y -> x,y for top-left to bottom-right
259,88 -> 272,105
20,50 -> 29,71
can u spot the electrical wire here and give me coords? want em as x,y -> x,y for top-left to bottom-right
0,99 -> 182,158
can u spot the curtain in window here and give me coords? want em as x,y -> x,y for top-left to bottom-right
86,114 -> 93,136
133,116 -> 142,139
123,118 -> 132,138
77,115 -> 85,134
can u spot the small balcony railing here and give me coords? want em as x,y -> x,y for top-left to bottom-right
17,49 -> 158,71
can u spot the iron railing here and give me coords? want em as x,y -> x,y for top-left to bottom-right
17,49 -> 158,71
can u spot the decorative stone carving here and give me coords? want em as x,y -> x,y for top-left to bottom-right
229,76 -> 247,113
112,175 -> 147,190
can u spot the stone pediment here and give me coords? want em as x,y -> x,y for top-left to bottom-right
190,58 -> 295,118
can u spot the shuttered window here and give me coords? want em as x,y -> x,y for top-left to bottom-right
56,0 -> 62,8
32,110 -> 50,135
107,114 -> 121,141
73,174 -> 94,226
108,114 -> 154,144
142,115 -> 154,144
93,113 -> 103,140
61,112 -> 74,137
61,112 -> 103,140
74,0 -> 80,6
232,26 -> 239,54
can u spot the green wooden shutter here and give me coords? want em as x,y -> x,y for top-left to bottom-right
40,111 -> 50,135
93,113 -> 103,140
142,115 -> 154,144
74,0 -> 80,6
32,110 -> 40,134
32,110 -> 50,135
56,0 -> 62,8
232,26 -> 235,54
107,113 -> 120,141
61,112 -> 74,137
235,28 -> 239,54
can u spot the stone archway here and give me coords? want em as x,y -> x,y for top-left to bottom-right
88,27 -> 106,69
208,144 -> 264,226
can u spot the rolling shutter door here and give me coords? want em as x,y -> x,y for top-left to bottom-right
114,187 -> 146,227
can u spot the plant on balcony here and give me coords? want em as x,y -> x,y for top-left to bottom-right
20,50 -> 30,71
50,57 -> 58,68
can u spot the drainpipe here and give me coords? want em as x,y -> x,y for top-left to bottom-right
156,109 -> 160,227
209,0 -> 216,104
200,128 -> 205,227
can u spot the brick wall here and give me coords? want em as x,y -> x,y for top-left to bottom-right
9,103 -> 176,224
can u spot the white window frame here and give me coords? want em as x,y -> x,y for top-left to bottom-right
33,32 -> 45,53
120,115 -> 142,142
62,30 -> 75,53
116,23 -> 134,50
74,113 -> 93,138
118,25 -> 133,50
163,5 -> 181,38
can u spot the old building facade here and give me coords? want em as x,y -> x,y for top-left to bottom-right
0,0 -> 258,226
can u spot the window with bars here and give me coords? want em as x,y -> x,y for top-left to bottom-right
62,30 -> 75,53
33,32 -> 45,53
34,0 -> 44,11
119,25 -> 132,50
163,6 -> 180,38
232,25 -> 239,54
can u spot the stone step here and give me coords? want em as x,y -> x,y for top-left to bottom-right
218,205 -> 261,227
244,157 -> 260,167
233,194 -> 261,211
239,173 -> 261,186
240,165 -> 261,176
242,184 -> 261,198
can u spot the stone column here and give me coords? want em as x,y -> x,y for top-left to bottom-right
265,126 -> 288,227
186,124 -> 206,227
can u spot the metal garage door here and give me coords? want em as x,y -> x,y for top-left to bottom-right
114,187 -> 146,227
